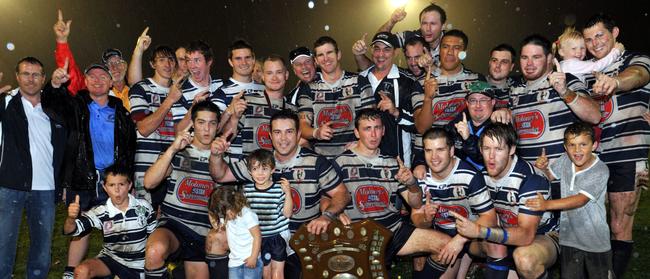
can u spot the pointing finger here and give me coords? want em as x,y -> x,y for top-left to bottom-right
553,58 -> 562,73
361,32 -> 367,42
396,157 -> 405,168
63,57 -> 69,72
462,113 -> 467,123
426,64 -> 432,81
74,194 -> 80,204
58,9 -> 63,22
141,26 -> 149,36
449,211 -> 466,221
183,122 -> 194,134
235,90 -> 245,100
425,191 -> 432,205
541,147 -> 546,157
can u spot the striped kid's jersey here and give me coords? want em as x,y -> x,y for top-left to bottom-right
229,147 -> 342,233
129,78 -> 176,198
210,78 -> 265,160
171,76 -> 223,122
412,68 -> 486,127
236,90 -> 297,160
71,194 -> 157,270
298,71 -> 375,159
161,145 -> 216,237
418,158 -> 493,236
509,73 -> 589,165
583,51 -> 650,164
482,156 -> 558,234
243,182 -> 290,237
334,150 -> 407,233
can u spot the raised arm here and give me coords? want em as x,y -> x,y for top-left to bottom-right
127,27 -> 151,86
378,7 -> 407,33
144,125 -> 192,189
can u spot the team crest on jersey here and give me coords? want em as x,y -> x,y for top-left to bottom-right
354,185 -> 390,213
435,204 -> 468,229
291,187 -> 301,214
180,157 -> 192,170
495,208 -> 518,227
316,92 -> 325,102
176,177 -> 214,206
152,94 -> 161,105
103,220 -> 114,233
432,98 -> 466,122
254,105 -> 265,116
599,98 -> 614,122
514,110 -> 545,140
294,168 -> 305,182
256,123 -> 272,149
451,185 -> 466,198
380,167 -> 392,181
343,86 -> 354,97
348,167 -> 359,179
316,105 -> 353,129
506,190 -> 518,205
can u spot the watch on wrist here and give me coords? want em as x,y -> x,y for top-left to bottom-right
322,210 -> 337,221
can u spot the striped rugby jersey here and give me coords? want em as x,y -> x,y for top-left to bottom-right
334,149 -> 407,233
395,29 -> 441,66
170,76 -> 223,122
243,182 -> 290,237
482,156 -> 558,234
211,78 -> 265,160
298,71 -> 375,159
509,73 -> 589,165
489,76 -> 520,109
236,90 -> 296,160
70,194 -> 157,270
129,78 -> 175,200
583,51 -> 650,164
229,147 -> 342,233
418,158 -> 493,236
161,145 -> 216,237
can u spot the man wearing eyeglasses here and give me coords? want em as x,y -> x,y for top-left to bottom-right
103,49 -> 131,111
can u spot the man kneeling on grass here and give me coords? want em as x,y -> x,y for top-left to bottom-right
64,164 -> 157,279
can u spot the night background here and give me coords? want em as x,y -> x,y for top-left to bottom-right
1,0 -> 649,87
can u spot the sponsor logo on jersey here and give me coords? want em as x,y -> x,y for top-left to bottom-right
291,187 -> 301,214
157,112 -> 176,138
176,177 -> 214,206
256,123 -> 272,149
354,185 -> 390,213
432,98 -> 466,122
316,105 -> 353,129
435,204 -> 469,229
514,110 -> 545,139
495,207 -> 518,227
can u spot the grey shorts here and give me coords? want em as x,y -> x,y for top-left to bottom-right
560,245 -> 612,279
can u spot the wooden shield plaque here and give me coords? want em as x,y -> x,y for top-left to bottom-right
290,219 -> 393,279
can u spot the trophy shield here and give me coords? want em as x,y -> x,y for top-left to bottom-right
289,219 -> 393,279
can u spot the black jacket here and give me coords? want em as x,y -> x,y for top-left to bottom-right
0,88 -> 68,193
44,84 -> 136,190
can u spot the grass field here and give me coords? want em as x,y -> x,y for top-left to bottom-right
11,190 -> 650,278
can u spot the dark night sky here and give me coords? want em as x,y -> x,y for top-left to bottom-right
0,0 -> 648,87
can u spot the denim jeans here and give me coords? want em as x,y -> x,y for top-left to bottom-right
228,258 -> 263,279
0,187 -> 55,279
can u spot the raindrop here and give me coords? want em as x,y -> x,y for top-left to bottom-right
633,252 -> 639,258
504,1 -> 508,4
324,25 -> 330,31
323,0 -> 328,4
548,22 -> 552,26
116,23 -> 121,28
308,1 -> 315,9
515,6 -> 520,12
473,18 -> 477,22
458,51 -> 467,60
446,23 -> 453,29
6,42 -> 15,51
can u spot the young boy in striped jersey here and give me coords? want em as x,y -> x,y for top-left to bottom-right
64,164 -> 157,279
243,149 -> 293,279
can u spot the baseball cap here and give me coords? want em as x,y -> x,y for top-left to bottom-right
466,81 -> 495,99
289,46 -> 313,64
84,63 -> 112,78
102,48 -> 123,64
371,32 -> 398,49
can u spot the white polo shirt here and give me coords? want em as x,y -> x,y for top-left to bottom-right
22,96 -> 54,191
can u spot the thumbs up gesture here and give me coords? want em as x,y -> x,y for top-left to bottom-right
352,33 -> 368,56
548,58 -> 568,96
534,148 -> 549,171
68,194 -> 81,219
454,113 -> 470,140
314,121 -> 334,140
51,57 -> 70,88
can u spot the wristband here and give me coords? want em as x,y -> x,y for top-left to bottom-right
501,228 -> 509,244
322,210 -> 337,221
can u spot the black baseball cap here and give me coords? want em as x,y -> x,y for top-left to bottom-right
84,63 -> 112,78
466,81 -> 495,99
102,48 -> 123,64
289,46 -> 313,64
371,32 -> 398,49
